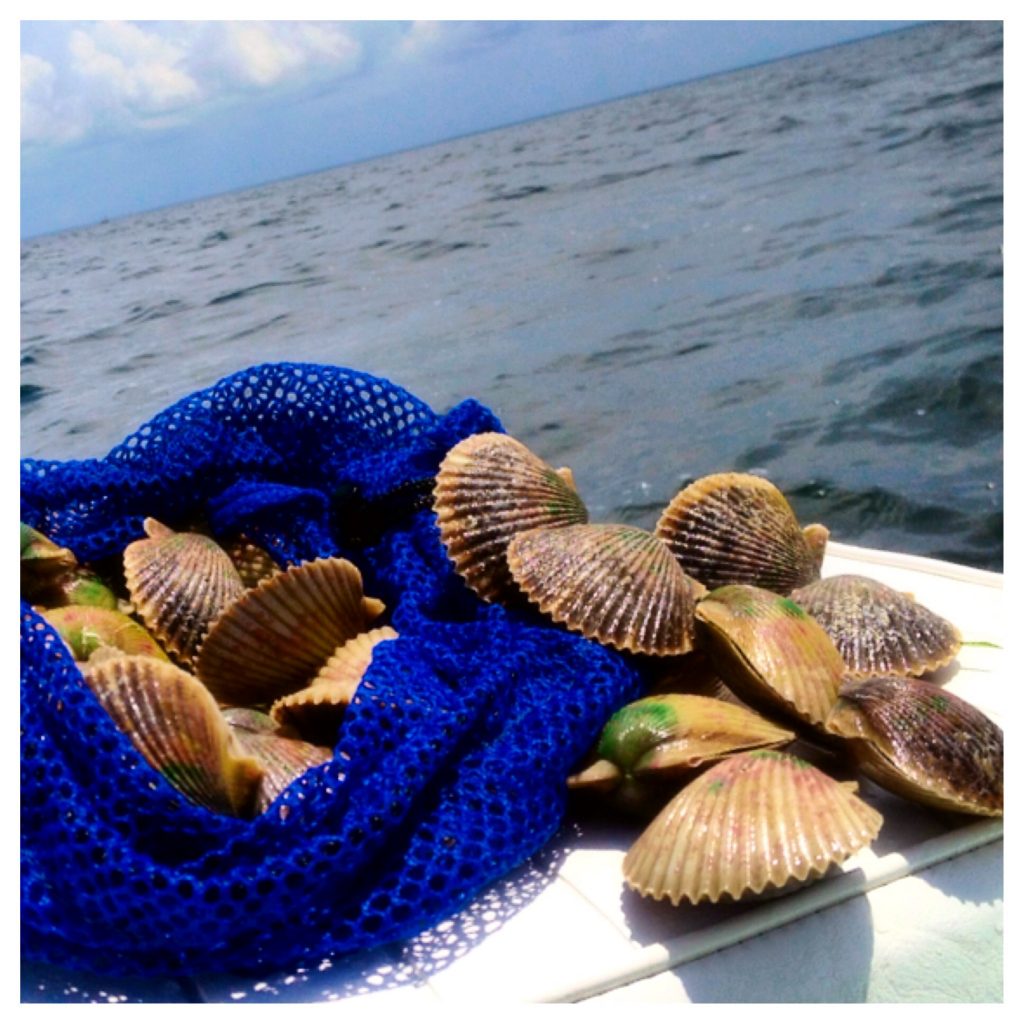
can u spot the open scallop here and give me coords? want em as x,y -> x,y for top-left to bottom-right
791,574 -> 962,679
268,626 -> 398,745
655,473 -> 828,593
507,522 -> 703,656
195,556 -> 386,707
569,694 -> 795,815
825,675 -> 1002,816
433,432 -> 588,603
623,749 -> 883,904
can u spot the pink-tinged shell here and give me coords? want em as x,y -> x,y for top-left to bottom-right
433,432 -> 589,603
41,605 -> 170,663
825,675 -> 1002,816
655,473 -> 827,593
506,523 -> 702,656
123,518 -> 245,668
83,655 -> 264,818
623,750 -> 882,904
695,584 -> 845,729
224,707 -> 332,813
195,557 -> 386,706
791,574 -> 962,679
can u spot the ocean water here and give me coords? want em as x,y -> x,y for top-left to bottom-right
20,21 -> 1003,571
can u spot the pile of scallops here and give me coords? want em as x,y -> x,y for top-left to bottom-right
21,429 -> 1003,908
432,433 -> 1003,906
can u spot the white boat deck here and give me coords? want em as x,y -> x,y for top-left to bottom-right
22,542 -> 1004,1003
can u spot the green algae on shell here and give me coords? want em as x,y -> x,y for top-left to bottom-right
791,574 -> 962,679
622,749 -> 883,905
507,522 -> 703,656
571,694 -> 795,786
695,584 -> 845,729
825,675 -> 1002,817
655,472 -> 827,593
433,432 -> 589,603
569,694 -> 795,816
41,605 -> 170,663
21,522 -> 119,609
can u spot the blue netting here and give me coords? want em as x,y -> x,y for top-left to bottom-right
20,363 -> 643,977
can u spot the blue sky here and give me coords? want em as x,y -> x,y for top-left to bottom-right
20,18 -> 921,238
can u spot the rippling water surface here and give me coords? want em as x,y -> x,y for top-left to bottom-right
21,21 -> 1003,570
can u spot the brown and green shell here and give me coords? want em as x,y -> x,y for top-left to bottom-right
655,473 -> 827,593
695,584 -> 845,730
825,675 -> 1002,816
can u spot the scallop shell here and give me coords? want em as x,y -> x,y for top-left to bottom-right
433,432 -> 589,603
655,473 -> 827,593
268,682 -> 354,747
623,750 -> 883,904
790,574 -> 962,678
123,518 -> 245,667
224,707 -> 333,813
596,694 -> 796,776
308,626 -> 399,696
41,605 -> 170,663
21,522 -> 77,572
264,626 -> 398,744
568,694 -> 795,817
506,523 -> 702,655
825,675 -> 1002,816
224,536 -> 281,589
195,557 -> 385,706
83,655 -> 264,817
695,584 -> 845,729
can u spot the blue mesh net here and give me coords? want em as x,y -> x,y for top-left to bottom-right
20,362 -> 643,977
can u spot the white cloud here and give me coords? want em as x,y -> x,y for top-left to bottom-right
22,21 -> 363,148
21,52 -> 85,145
395,21 -> 443,60
69,23 -> 201,113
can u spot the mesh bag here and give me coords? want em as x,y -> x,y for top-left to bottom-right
20,362 -> 643,977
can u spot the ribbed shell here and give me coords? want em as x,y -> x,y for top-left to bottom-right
224,708 -> 333,813
506,523 -> 700,655
433,432 -> 589,603
695,584 -> 845,728
123,518 -> 245,667
826,675 -> 1002,816
655,473 -> 827,593
309,626 -> 399,696
83,655 -> 264,818
195,557 -> 385,706
791,574 -> 962,678
623,750 -> 883,904
268,682 -> 354,747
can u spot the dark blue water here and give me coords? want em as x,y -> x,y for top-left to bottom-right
20,21 -> 1003,571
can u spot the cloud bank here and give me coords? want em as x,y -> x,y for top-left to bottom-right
22,21 -> 364,147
